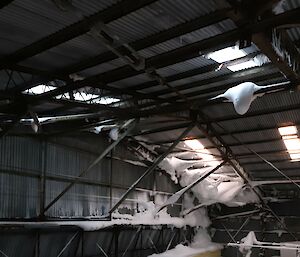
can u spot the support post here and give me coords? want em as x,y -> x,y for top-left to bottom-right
110,147 -> 113,210
114,228 -> 119,257
108,122 -> 195,214
39,139 -> 47,219
42,119 -> 137,215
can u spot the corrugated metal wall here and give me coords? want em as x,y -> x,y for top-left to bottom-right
0,225 -> 193,257
0,135 -> 179,219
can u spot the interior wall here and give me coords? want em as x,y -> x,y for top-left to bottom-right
0,134 -> 180,219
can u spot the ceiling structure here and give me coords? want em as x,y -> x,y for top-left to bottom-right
0,0 -> 300,206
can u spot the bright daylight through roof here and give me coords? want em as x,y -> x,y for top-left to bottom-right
206,46 -> 261,71
278,125 -> 300,161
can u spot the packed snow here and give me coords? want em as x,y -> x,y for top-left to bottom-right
209,82 -> 264,115
148,228 -> 222,257
159,157 -> 258,209
0,201 -> 209,231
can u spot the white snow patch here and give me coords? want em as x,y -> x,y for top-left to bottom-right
179,168 -> 258,207
0,201 -> 211,231
148,229 -> 222,257
210,82 -> 263,115
158,157 -> 198,183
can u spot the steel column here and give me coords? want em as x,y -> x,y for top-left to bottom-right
39,139 -> 47,218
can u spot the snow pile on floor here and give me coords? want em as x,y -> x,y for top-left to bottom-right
148,228 -> 222,257
238,231 -> 258,257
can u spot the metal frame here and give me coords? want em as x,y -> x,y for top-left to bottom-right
0,224 -> 191,257
108,122 -> 195,214
41,119 -> 137,217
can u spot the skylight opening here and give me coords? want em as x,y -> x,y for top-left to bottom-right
278,125 -> 298,136
94,97 -> 120,105
283,138 -> 300,151
56,91 -> 120,105
206,46 -> 261,72
23,84 -> 56,95
278,125 -> 300,161
184,139 -> 205,150
184,139 -> 220,166
206,46 -> 245,63
226,60 -> 258,72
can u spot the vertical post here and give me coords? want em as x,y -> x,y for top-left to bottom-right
81,231 -> 84,257
42,119 -> 137,215
109,122 -> 195,214
39,139 -> 47,219
35,231 -> 40,257
115,228 -> 119,257
110,147 -> 113,210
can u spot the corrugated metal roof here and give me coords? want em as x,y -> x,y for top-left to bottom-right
287,27 -> 300,42
0,0 -> 118,55
283,0 -> 300,10
107,0 -> 230,44
157,56 -> 215,77
138,19 -> 236,59
0,0 -> 300,202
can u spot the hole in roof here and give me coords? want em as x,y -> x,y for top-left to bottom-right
23,84 -> 56,95
278,125 -> 300,161
184,139 -> 221,166
205,46 -> 263,72
23,85 -> 120,105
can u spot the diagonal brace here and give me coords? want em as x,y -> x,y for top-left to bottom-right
42,119 -> 137,215
108,122 -> 196,214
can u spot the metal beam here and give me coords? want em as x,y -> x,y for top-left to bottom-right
214,103 -> 300,123
157,161 -> 227,213
240,159 -> 297,166
252,31 -> 300,81
250,167 -> 300,176
0,168 -> 176,198
226,1 -> 300,81
42,119 -> 137,215
143,64 -> 275,97
0,0 -> 14,9
128,51 -> 261,92
195,114 -> 251,181
134,121 -> 192,136
108,122 -> 195,214
33,30 -> 240,99
194,113 -> 297,239
236,149 -> 290,158
114,71 -> 283,115
56,9 -> 230,76
0,0 -> 158,68
57,231 -> 79,257
37,7 -> 300,99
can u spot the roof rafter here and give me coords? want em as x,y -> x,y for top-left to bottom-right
0,0 -> 14,9
0,0 -> 158,68
226,0 -> 300,81
55,8 -> 231,76
30,7 -> 300,101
